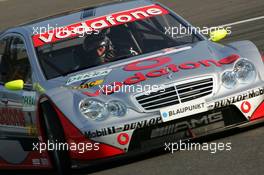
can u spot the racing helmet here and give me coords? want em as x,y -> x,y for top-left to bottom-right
83,30 -> 114,58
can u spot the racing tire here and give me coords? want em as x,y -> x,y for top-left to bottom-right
41,102 -> 72,175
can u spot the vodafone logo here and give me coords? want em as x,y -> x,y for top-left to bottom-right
117,133 -> 130,145
124,57 -> 172,71
83,54 -> 240,97
241,101 -> 251,113
32,5 -> 168,47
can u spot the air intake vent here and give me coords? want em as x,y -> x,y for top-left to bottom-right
81,8 -> 95,19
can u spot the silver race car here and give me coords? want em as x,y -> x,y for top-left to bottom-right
0,0 -> 264,174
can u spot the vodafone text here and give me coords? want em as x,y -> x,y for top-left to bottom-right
83,54 -> 240,97
32,5 -> 168,47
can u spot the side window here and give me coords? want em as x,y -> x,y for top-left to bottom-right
2,36 -> 32,84
0,38 -> 7,55
0,37 -> 9,82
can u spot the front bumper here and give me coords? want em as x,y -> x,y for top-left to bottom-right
55,86 -> 264,168
128,105 -> 246,151
71,105 -> 264,169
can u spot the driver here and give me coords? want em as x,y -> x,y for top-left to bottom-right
83,30 -> 116,64
83,29 -> 139,64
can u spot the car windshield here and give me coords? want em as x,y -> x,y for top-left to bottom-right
36,13 -> 202,80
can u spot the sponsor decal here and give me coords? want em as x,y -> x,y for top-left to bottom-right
151,112 -> 223,138
66,69 -> 111,85
85,126 -> 116,138
83,54 -> 240,97
40,158 -> 49,166
123,54 -> 239,71
32,5 -> 169,47
70,79 -> 104,90
211,88 -> 264,109
23,92 -> 36,111
117,133 -> 130,145
250,100 -> 264,121
32,159 -> 41,165
23,95 -> 35,106
84,117 -> 162,138
26,125 -> 38,136
0,108 -> 25,127
241,101 -> 251,113
123,117 -> 162,131
161,100 -> 207,122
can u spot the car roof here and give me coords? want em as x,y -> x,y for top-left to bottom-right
8,0 -> 156,36
21,0 -> 144,26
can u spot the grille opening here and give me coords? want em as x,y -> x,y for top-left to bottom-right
136,86 -> 175,100
138,91 -> 177,104
135,78 -> 213,111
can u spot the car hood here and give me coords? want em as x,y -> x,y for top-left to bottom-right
47,40 -> 241,110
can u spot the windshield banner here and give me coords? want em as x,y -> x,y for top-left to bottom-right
32,4 -> 168,47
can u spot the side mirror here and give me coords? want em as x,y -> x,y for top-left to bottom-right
5,80 -> 24,91
209,29 -> 228,42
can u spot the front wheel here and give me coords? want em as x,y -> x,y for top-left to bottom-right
41,102 -> 72,175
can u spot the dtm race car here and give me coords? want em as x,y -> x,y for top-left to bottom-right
0,0 -> 264,174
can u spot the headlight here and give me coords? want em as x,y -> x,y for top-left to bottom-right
79,99 -> 109,121
222,71 -> 237,89
79,99 -> 127,120
107,100 -> 127,117
234,59 -> 256,84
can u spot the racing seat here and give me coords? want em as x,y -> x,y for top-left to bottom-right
107,25 -> 139,56
0,54 -> 9,82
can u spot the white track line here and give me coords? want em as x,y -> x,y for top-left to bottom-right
218,15 -> 264,27
201,15 -> 264,32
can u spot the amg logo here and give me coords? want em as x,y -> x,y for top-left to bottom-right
151,112 -> 223,138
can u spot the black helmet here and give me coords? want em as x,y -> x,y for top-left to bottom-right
83,31 -> 112,53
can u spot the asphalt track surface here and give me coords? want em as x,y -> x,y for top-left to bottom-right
0,0 -> 264,175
